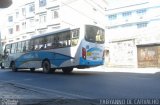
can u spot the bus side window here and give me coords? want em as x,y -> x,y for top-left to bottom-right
46,36 -> 52,49
71,29 -> 79,46
25,40 -> 29,51
31,45 -> 35,51
29,40 -> 35,51
17,42 -> 22,53
11,43 -> 16,54
21,41 -> 26,52
53,35 -> 59,48
15,43 -> 18,53
23,45 -> 26,52
35,45 -> 39,50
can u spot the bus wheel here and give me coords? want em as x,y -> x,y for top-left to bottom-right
42,60 -> 51,74
11,62 -> 17,72
1,66 -> 4,69
30,68 -> 35,72
62,67 -> 73,74
0,63 -> 4,69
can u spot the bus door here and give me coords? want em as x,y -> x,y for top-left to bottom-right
3,44 -> 11,68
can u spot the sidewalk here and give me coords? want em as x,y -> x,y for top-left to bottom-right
75,66 -> 160,74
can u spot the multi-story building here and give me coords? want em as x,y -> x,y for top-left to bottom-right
106,1 -> 160,68
2,0 -> 107,44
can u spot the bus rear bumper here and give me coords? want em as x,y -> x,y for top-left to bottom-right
79,57 -> 104,68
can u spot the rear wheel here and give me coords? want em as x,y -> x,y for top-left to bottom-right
62,67 -> 73,74
42,60 -> 51,74
0,63 -> 4,69
11,62 -> 17,72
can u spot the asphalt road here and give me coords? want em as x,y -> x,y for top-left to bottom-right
0,68 -> 160,100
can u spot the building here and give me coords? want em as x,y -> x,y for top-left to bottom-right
1,0 -> 107,44
106,1 -> 160,68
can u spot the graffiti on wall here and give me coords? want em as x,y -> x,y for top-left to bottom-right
109,40 -> 135,65
138,47 -> 157,61
137,46 -> 158,67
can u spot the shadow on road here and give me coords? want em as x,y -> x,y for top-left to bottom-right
2,68 -> 160,79
3,69 -> 103,77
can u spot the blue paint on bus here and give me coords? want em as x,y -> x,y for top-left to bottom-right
15,51 -> 73,67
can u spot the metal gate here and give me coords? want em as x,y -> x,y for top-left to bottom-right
137,45 -> 159,68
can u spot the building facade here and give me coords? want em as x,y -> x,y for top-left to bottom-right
106,1 -> 160,68
2,0 -> 107,44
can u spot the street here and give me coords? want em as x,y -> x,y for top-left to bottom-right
0,68 -> 160,104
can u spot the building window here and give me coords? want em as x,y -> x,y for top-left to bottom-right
22,8 -> 26,16
8,28 -> 13,34
39,14 -> 46,23
22,21 -> 26,29
29,18 -> 35,27
29,4 -> 35,12
122,12 -> 132,17
51,10 -> 59,19
16,25 -> 20,31
39,0 -> 46,7
136,9 -> 147,14
16,12 -> 19,18
8,16 -> 13,22
38,29 -> 47,34
108,14 -> 117,20
137,22 -> 148,28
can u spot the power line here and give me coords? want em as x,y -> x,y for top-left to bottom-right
61,0 -> 106,25
84,0 -> 106,16
61,1 -> 96,22
90,0 -> 105,10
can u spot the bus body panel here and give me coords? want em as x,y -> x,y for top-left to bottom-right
79,39 -> 104,67
15,51 -> 73,68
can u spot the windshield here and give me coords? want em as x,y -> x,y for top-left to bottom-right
85,25 -> 105,44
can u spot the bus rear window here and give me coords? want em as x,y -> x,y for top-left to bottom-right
85,25 -> 105,44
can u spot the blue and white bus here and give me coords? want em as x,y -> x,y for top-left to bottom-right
2,24 -> 105,73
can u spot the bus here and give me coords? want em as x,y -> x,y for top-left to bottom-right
2,24 -> 105,73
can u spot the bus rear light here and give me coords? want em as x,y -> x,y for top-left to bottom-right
82,47 -> 86,59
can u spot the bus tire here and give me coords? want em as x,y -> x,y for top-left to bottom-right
42,60 -> 51,74
62,67 -> 73,74
11,62 -> 17,72
30,68 -> 35,72
1,66 -> 4,69
0,63 -> 4,69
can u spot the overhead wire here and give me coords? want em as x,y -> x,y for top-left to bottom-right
61,0 -> 106,25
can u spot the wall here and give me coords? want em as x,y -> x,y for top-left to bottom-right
108,39 -> 137,67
